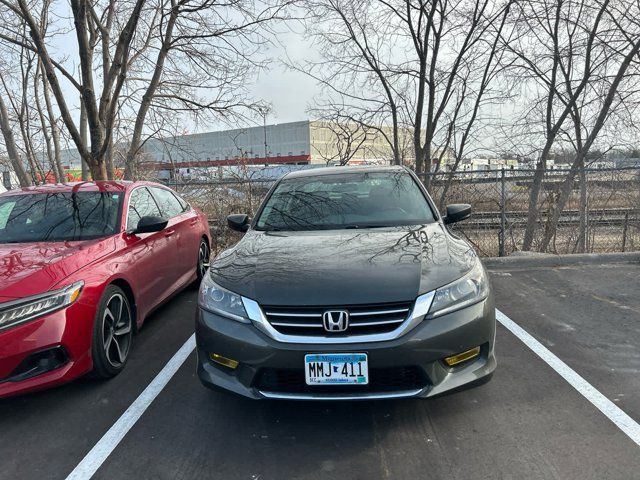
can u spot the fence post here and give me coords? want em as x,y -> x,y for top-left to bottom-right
499,167 -> 506,257
585,168 -> 590,253
622,212 -> 629,252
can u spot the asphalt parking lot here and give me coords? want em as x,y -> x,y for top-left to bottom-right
1,259 -> 639,480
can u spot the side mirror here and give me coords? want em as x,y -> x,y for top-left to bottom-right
443,204 -> 472,225
227,214 -> 250,233
133,215 -> 168,234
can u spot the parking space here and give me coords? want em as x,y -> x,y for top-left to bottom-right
490,263 -> 640,421
1,261 -> 639,480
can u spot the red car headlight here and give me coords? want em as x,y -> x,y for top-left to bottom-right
0,281 -> 84,331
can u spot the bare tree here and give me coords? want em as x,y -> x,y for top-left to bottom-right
122,0 -> 290,179
300,0 -> 513,183
0,94 -> 31,187
0,0 -> 289,181
503,0 -> 623,251
309,119 -> 371,165
537,4 -> 640,250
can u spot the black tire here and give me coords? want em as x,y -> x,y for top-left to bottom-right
91,285 -> 134,379
195,238 -> 210,284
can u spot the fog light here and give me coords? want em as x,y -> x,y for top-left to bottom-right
444,346 -> 481,367
7,346 -> 68,382
209,353 -> 239,369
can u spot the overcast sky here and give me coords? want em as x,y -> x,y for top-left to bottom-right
249,29 -> 322,126
49,6 -> 321,135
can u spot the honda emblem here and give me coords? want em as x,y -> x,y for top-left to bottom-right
323,310 -> 349,332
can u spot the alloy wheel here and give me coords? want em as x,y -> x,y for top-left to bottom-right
198,241 -> 210,278
101,293 -> 132,368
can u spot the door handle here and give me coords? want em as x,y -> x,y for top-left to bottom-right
189,219 -> 198,227
164,229 -> 176,237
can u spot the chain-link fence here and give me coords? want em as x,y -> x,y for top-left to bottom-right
162,166 -> 640,257
424,167 -> 640,256
164,176 -> 275,254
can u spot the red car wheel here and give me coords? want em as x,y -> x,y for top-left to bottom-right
91,285 -> 134,378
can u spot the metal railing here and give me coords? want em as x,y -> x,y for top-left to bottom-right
161,165 -> 640,257
422,166 -> 640,256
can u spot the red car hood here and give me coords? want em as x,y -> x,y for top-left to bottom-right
0,237 -> 116,299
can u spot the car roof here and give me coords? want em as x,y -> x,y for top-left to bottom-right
0,180 -> 165,196
283,165 -> 409,180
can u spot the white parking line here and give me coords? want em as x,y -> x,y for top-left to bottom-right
496,309 -> 640,448
65,334 -> 196,480
66,310 -> 640,479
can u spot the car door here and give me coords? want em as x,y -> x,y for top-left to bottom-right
125,186 -> 177,311
171,190 -> 202,275
148,186 -> 195,288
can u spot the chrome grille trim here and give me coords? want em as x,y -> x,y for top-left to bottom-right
241,292 -> 435,345
349,308 -> 410,317
349,318 -> 405,327
269,322 -> 324,328
263,304 -> 412,336
264,312 -> 321,318
258,388 -> 424,400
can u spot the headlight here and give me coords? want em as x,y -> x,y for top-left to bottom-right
199,274 -> 249,323
428,261 -> 489,318
0,281 -> 84,331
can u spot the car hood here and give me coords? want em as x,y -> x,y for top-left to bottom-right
0,238 -> 116,299
210,223 -> 478,306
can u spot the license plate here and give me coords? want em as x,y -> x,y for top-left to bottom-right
304,353 -> 368,385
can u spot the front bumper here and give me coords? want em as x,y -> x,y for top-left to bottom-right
195,297 -> 496,400
0,302 -> 95,398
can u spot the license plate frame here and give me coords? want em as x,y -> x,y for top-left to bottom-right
304,353 -> 369,385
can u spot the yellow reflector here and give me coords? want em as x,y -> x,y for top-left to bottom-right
70,287 -> 82,303
444,346 -> 481,367
210,353 -> 239,369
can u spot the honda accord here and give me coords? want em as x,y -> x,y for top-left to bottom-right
0,181 -> 210,398
196,166 -> 495,400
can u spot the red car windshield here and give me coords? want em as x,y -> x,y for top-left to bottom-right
0,192 -> 123,243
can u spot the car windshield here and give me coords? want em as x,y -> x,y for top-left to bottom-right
0,192 -> 123,243
255,171 -> 435,231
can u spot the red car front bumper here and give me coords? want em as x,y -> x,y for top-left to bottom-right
0,301 -> 96,398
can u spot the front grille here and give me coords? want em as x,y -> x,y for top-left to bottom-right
263,302 -> 413,337
255,366 -> 429,394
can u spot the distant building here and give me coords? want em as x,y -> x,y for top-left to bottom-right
462,157 -> 519,172
613,157 -> 640,168
30,120 -> 457,179
142,120 -> 438,171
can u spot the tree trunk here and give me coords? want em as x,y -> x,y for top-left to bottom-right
576,166 -> 587,253
0,95 -> 31,187
125,3 -> 178,180
34,67 -> 59,183
41,67 -> 65,181
105,134 -> 115,180
80,100 -> 90,180
88,154 -> 108,180
522,141 -> 553,250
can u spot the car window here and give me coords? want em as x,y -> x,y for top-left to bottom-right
0,200 -> 15,229
150,187 -> 184,219
256,171 -> 435,231
172,192 -> 190,213
0,192 -> 123,243
127,187 -> 161,231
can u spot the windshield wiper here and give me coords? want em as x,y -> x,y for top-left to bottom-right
343,224 -> 391,229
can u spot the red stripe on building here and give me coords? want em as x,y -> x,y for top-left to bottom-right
144,155 -> 311,169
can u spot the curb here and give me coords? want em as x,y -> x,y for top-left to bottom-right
482,251 -> 640,269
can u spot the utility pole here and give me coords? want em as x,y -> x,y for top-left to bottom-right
263,115 -> 268,160
259,105 -> 271,164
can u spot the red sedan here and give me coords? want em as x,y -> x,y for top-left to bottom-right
0,181 -> 210,398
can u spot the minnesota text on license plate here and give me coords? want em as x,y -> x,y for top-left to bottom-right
304,353 -> 369,385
